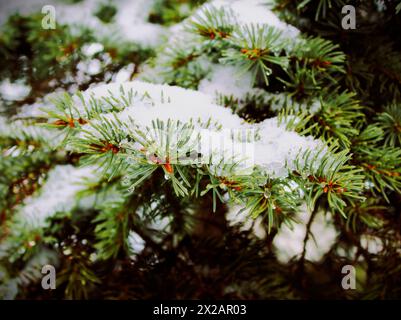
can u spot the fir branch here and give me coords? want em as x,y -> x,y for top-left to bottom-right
293,144 -> 365,217
186,6 -> 234,40
221,24 -> 289,85
376,104 -> 401,147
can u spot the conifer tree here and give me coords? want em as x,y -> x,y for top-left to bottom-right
0,0 -> 400,299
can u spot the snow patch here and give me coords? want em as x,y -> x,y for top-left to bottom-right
0,79 -> 31,101
17,165 -> 97,229
128,231 -> 146,256
273,206 -> 339,263
198,65 -> 253,100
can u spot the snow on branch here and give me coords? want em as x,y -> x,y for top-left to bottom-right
70,81 -> 323,179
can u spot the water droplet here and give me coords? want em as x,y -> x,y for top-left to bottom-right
122,176 -> 130,186
164,174 -> 170,180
